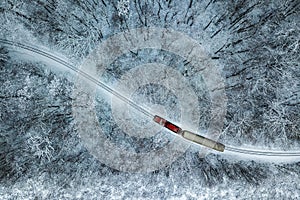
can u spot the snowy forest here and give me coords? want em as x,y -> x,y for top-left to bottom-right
0,0 -> 299,199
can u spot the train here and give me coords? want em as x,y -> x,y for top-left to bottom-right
153,115 -> 225,152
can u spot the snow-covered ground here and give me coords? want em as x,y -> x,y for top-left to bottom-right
0,0 -> 299,199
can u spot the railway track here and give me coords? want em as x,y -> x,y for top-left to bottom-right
1,38 -> 300,162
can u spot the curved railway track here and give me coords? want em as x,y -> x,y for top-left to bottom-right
1,39 -> 300,161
